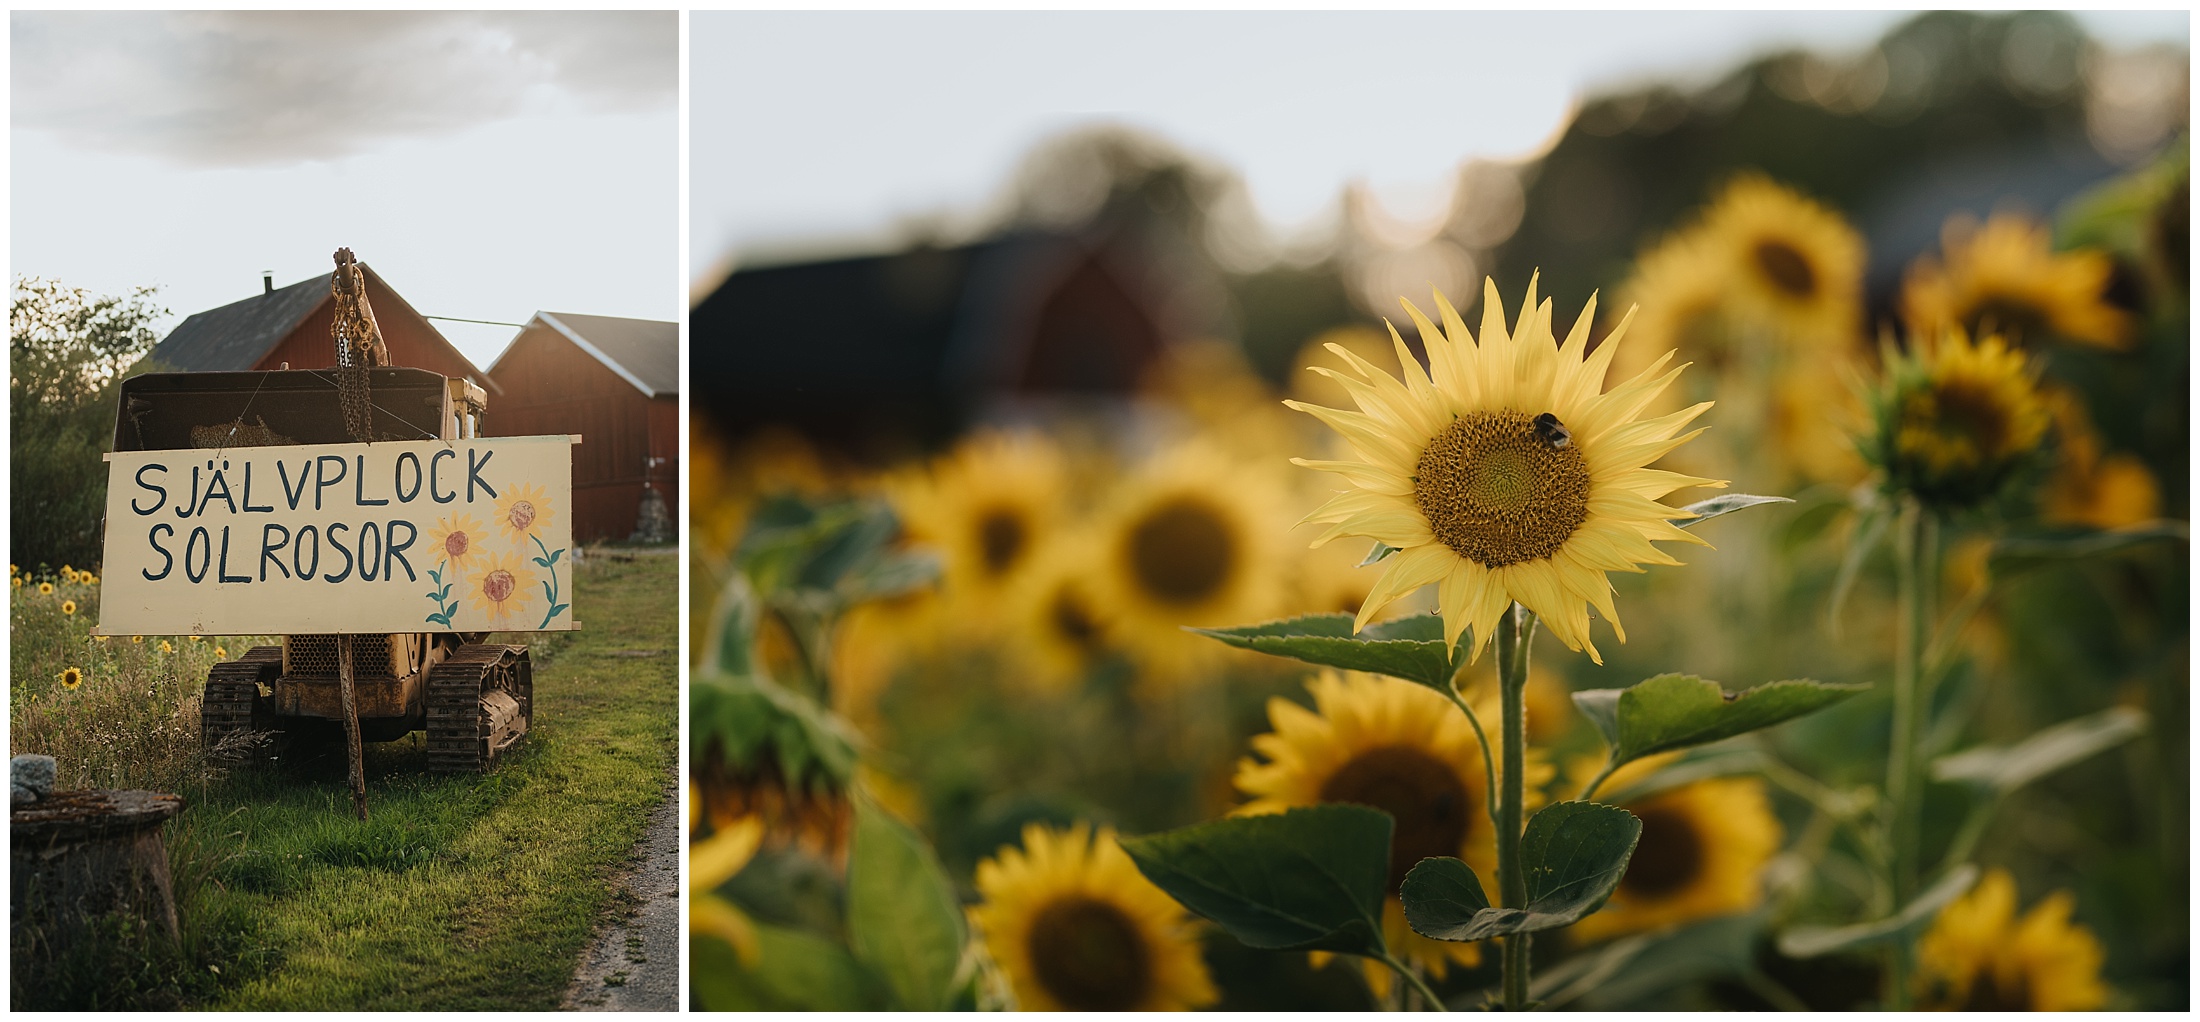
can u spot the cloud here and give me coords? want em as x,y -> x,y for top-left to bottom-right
11,11 -> 675,166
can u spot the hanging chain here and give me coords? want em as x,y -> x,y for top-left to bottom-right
331,248 -> 389,444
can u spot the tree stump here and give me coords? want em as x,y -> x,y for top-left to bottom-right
11,790 -> 185,983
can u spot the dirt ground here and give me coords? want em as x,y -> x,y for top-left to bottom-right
562,786 -> 681,1011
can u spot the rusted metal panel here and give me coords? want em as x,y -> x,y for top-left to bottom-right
272,675 -> 418,721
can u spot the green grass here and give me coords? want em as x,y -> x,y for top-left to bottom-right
11,549 -> 676,1010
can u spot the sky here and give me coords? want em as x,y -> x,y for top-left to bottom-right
693,10 -> 2187,283
11,11 -> 679,372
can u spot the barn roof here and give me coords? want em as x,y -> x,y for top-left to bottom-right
510,312 -> 678,398
144,263 -> 496,393
146,272 -> 331,372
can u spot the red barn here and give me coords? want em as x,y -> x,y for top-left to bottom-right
485,312 -> 678,544
147,266 -> 496,395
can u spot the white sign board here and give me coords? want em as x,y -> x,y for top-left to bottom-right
98,436 -> 578,636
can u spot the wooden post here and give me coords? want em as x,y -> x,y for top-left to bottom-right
336,634 -> 370,820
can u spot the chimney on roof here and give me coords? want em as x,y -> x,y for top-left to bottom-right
263,271 -> 274,295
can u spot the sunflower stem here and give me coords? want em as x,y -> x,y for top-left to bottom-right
1376,951 -> 1449,1012
1882,499 -> 1935,1009
1576,758 -> 1620,802
1495,602 -> 1537,1012
1440,685 -> 1502,831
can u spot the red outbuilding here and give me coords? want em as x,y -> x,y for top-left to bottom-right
485,312 -> 678,544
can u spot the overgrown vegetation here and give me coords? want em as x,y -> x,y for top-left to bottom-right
9,277 -> 166,571
9,549 -> 676,1010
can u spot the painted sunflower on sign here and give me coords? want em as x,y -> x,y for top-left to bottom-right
1289,277 -> 1722,663
1913,867 -> 2108,1011
969,821 -> 1218,1012
467,549 -> 538,626
1570,773 -> 1782,943
1089,442 -> 1285,679
1902,211 -> 2134,351
425,512 -> 487,573
1236,670 -> 1552,998
493,482 -> 558,546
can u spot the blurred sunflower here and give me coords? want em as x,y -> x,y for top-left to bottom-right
1571,774 -> 1782,942
690,798 -> 765,965
81,573 -> 97,586
1090,441 -> 1285,679
1901,211 -> 2134,351
1868,329 -> 2050,511
1236,670 -> 1552,997
1765,358 -> 1869,485
1005,539 -> 1117,693
1290,277 -> 1721,663
1614,235 -> 1734,377
970,821 -> 1218,1012
61,564 -> 76,581
159,640 -> 173,654
58,667 -> 83,691
215,646 -> 229,660
2041,388 -> 2161,529
829,591 -> 941,731
38,582 -> 54,595
11,577 -> 22,589
60,600 -> 76,617
1914,867 -> 2108,1011
131,634 -> 144,644
891,430 -> 1068,621
1689,174 -> 1865,347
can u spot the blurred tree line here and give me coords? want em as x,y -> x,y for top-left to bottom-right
10,277 -> 166,571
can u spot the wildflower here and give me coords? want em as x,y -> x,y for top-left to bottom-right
1290,277 -> 1721,662
160,640 -> 174,654
58,667 -> 83,690
38,582 -> 53,595
215,646 -> 229,659
60,600 -> 76,617
131,634 -> 145,644
971,822 -> 1218,1011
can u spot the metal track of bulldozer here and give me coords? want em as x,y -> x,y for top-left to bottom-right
425,643 -> 533,773
202,645 -> 282,764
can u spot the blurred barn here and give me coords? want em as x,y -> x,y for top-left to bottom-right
487,312 -> 679,543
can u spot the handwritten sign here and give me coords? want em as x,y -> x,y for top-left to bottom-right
97,436 -> 577,636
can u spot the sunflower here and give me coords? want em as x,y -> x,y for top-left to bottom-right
60,600 -> 76,617
467,549 -> 539,626
61,564 -> 76,581
1570,775 -> 1782,942
1292,325 -> 1407,410
691,803 -> 766,965
425,512 -> 488,573
2042,387 -> 2161,529
493,482 -> 558,545
1902,211 -> 2134,351
1005,539 -> 1117,693
58,667 -> 83,691
131,634 -> 144,644
1914,867 -> 2108,1011
890,430 -> 1068,620
1687,173 -> 1865,347
38,582 -> 54,595
215,646 -> 229,660
970,821 -> 1219,1012
1236,670 -> 1553,996
11,577 -> 21,588
1290,277 -> 1722,663
81,573 -> 98,586
1869,329 -> 2050,511
1089,441 -> 1286,678
159,640 -> 174,654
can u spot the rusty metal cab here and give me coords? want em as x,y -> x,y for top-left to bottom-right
113,367 -> 530,771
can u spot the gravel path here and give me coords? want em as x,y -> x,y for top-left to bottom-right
562,787 -> 680,1011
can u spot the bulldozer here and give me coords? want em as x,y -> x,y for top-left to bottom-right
106,250 -> 545,787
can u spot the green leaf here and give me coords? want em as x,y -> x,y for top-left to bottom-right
1402,801 -> 1641,942
1189,612 -> 1463,691
1777,864 -> 1979,958
1359,541 -> 1399,567
702,571 -> 761,677
1669,493 -> 1794,529
1119,804 -> 1392,956
1932,706 -> 2145,794
1573,674 -> 1867,768
1989,521 -> 2187,576
692,922 -> 890,1011
846,799 -> 968,1011
690,668 -> 860,797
